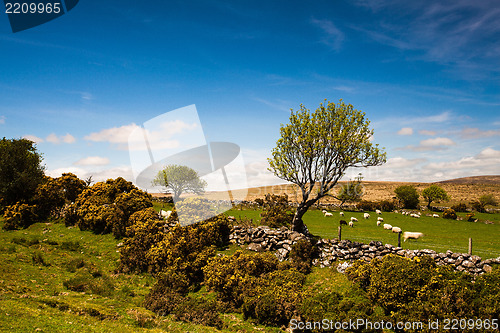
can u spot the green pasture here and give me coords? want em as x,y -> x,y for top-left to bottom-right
225,207 -> 500,259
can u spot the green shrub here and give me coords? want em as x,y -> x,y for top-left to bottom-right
203,250 -> 279,306
68,177 -> 153,237
172,297 -> 224,329
466,213 -> 476,222
241,268 -> 305,327
259,194 -> 294,228
357,200 -> 376,212
474,266 -> 500,319
378,200 -> 396,212
118,208 -> 166,273
394,185 -> 420,209
451,202 -> 468,212
2,203 -> 38,230
289,239 -> 318,274
442,208 -> 457,219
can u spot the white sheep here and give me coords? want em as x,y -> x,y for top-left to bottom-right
383,223 -> 392,230
160,210 -> 172,218
377,217 -> 384,222
322,210 -> 327,214
350,217 -> 358,222
348,221 -> 354,227
432,214 -> 439,218
376,209 -> 382,215
339,212 -> 345,216
403,232 -> 424,242
363,213 -> 370,219
324,212 -> 333,217
376,221 -> 381,226
392,226 -> 402,233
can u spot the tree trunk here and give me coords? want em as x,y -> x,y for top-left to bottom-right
292,202 -> 312,235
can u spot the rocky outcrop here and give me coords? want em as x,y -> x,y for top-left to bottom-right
229,226 -> 500,275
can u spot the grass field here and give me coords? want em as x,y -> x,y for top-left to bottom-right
225,207 -> 500,259
0,217 -> 288,332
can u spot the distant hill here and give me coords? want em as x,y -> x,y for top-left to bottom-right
436,175 -> 500,185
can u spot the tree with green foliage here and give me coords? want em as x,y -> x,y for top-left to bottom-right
268,100 -> 386,234
336,173 -> 364,208
471,194 -> 498,213
394,185 -> 420,209
152,164 -> 207,202
0,137 -> 45,209
422,184 -> 449,210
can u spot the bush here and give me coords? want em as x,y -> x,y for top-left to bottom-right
442,208 -> 457,219
241,268 -> 305,327
203,250 -> 280,307
172,297 -> 224,329
2,203 -> 38,230
289,239 -> 318,274
378,200 -> 396,212
471,194 -> 498,213
0,138 -> 45,209
357,200 -> 376,212
259,194 -> 294,228
68,177 -> 153,237
32,176 -> 66,220
451,202 -> 468,213
173,197 -> 225,226
118,208 -> 166,273
394,185 -> 420,209
344,254 -> 497,325
466,213 -> 476,222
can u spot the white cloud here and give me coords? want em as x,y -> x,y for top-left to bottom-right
396,137 -> 455,152
459,127 -> 500,139
420,137 -> 455,147
85,123 -> 140,144
419,129 -> 436,136
85,121 -> 197,151
74,156 -> 110,166
397,127 -> 413,135
424,147 -> 500,172
46,133 -> 59,144
23,135 -> 44,143
45,133 -> 76,144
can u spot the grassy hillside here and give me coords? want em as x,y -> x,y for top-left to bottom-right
226,207 -> 500,259
0,217 -> 288,332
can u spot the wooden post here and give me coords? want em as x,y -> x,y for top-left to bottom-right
468,238 -> 472,255
398,231 -> 402,248
338,226 -> 342,241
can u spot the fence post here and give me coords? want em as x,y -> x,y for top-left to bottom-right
398,231 -> 402,248
468,238 -> 472,255
338,226 -> 342,241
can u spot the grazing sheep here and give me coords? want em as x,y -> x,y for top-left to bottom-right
403,231 -> 424,242
348,221 -> 354,227
376,221 -> 381,226
383,223 -> 393,230
376,209 -> 382,215
392,226 -> 402,233
324,212 -> 333,217
339,212 -> 345,216
377,217 -> 384,222
432,214 -> 439,218
410,213 -> 420,218
227,215 -> 236,221
322,210 -> 327,214
160,210 -> 172,218
363,213 -> 370,219
340,220 -> 348,226
350,217 -> 358,222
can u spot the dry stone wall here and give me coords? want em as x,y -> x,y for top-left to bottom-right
230,225 -> 500,275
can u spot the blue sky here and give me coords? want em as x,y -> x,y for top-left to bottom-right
0,0 -> 499,188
